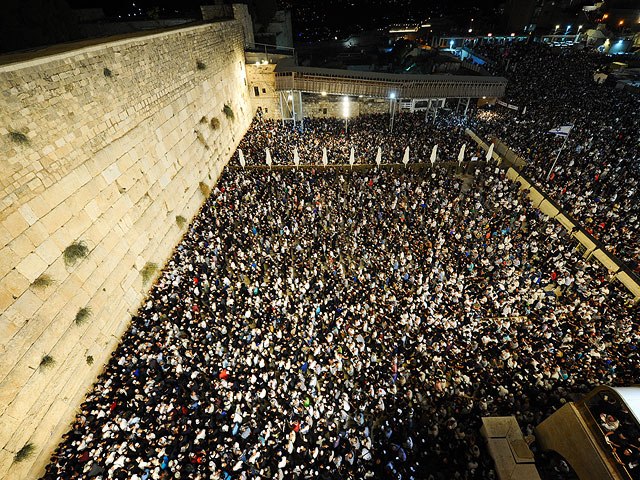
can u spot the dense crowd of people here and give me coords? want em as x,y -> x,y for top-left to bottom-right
466,42 -> 640,271
41,42 -> 640,480
43,164 -> 638,479
233,113 -> 473,167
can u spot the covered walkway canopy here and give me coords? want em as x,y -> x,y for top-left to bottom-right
274,62 -> 507,99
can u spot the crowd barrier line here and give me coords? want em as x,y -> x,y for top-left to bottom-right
465,128 -> 640,303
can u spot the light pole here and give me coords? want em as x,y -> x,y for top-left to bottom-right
343,96 -> 349,136
389,92 -> 396,133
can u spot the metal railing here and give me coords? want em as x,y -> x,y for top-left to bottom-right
246,42 -> 296,64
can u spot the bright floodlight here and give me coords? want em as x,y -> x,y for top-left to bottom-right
390,92 -> 396,99
321,91 -> 327,96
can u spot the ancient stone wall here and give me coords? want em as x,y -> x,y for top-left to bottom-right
301,95 -> 389,119
0,20 -> 252,479
246,63 -> 279,119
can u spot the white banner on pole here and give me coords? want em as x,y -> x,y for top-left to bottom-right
293,148 -> 300,167
322,147 -> 328,167
402,146 -> 410,166
375,146 -> 382,167
486,142 -> 494,161
457,144 -> 466,165
349,147 -> 355,169
266,148 -> 272,168
238,149 -> 245,168
430,145 -> 438,165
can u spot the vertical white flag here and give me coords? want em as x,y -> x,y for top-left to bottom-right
349,147 -> 355,169
486,142 -> 494,161
375,146 -> 382,167
238,149 -> 245,168
265,148 -> 272,168
402,146 -> 410,166
457,144 -> 466,165
293,147 -> 300,167
322,147 -> 328,167
430,145 -> 438,165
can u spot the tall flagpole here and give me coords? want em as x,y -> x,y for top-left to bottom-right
546,134 -> 569,181
546,122 -> 573,181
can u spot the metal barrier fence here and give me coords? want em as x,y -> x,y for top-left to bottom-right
465,129 -> 640,302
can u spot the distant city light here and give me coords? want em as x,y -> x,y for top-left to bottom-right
468,29 -> 473,33
510,33 -> 515,37
602,14 -> 609,19
487,33 -> 492,37
618,20 -> 624,26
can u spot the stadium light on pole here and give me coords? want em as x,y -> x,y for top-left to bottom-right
389,92 -> 397,133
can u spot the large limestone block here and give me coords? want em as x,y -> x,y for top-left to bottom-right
7,229 -> 36,260
35,238 -> 61,266
41,204 -> 73,236
10,290 -> 42,320
17,204 -> 38,226
101,163 -> 121,185
15,253 -> 48,283
2,211 -> 30,238
23,221 -> 50,250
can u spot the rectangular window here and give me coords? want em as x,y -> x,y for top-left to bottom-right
254,86 -> 260,96
323,108 -> 327,114
262,88 -> 266,93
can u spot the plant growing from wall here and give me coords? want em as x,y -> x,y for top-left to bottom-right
14,443 -> 35,463
196,60 -> 207,70
141,262 -> 158,285
31,274 -> 54,289
103,68 -> 112,77
176,215 -> 187,228
8,131 -> 29,145
86,355 -> 94,365
195,130 -> 209,149
199,181 -> 210,197
75,306 -> 92,326
40,355 -> 55,370
210,117 -> 220,130
63,240 -> 89,267
223,104 -> 234,121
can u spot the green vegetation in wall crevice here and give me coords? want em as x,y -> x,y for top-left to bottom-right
39,355 -> 55,370
31,274 -> 54,289
74,307 -> 92,326
63,240 -> 89,267
8,131 -> 29,145
141,262 -> 158,285
223,104 -> 234,121
14,443 -> 35,463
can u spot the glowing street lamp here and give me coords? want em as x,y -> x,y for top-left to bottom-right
389,92 -> 397,133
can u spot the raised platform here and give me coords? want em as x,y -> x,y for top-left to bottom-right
481,416 -> 541,480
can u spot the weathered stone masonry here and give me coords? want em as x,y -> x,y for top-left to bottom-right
0,21 -> 252,479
